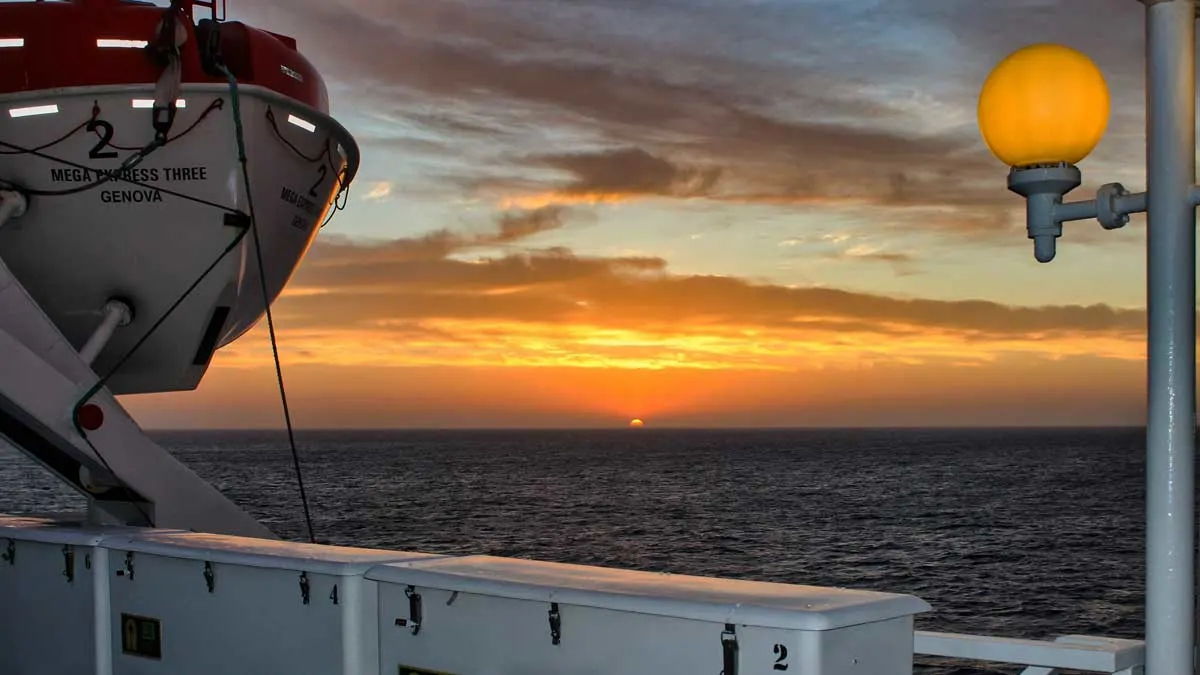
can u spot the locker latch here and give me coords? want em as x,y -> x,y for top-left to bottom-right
720,623 -> 738,675
548,602 -> 562,646
115,551 -> 134,580
395,585 -> 423,635
62,545 -> 75,583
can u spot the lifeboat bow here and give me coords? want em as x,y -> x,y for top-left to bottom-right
0,0 -> 360,536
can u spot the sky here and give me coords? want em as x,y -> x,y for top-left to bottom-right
126,0 -> 1166,428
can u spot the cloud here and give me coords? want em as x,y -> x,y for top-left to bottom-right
246,229 -> 1149,373
310,205 -> 568,269
779,234 -> 920,274
495,205 -> 567,242
487,144 -> 1019,239
254,0 -> 1064,236
842,250 -> 913,264
224,0 -> 1153,374
834,246 -> 918,275
364,181 -> 393,201
293,247 -> 1138,336
536,148 -> 722,199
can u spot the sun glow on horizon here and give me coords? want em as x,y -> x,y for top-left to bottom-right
629,418 -> 645,428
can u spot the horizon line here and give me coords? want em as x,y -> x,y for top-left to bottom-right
141,424 -> 1155,432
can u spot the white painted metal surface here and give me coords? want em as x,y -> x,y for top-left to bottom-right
0,307 -> 274,535
0,520 -> 1150,675
0,150 -> 278,536
101,530 -> 436,675
916,631 -> 1146,674
0,208 -> 100,386
0,83 -> 353,395
0,516 -> 182,675
0,518 -> 938,675
369,555 -> 931,675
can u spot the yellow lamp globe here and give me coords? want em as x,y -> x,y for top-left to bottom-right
978,43 -> 1110,167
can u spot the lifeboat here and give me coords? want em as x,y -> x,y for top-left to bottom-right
0,0 -> 359,394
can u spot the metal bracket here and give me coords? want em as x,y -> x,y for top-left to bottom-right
203,561 -> 215,593
299,571 -> 310,605
2,538 -> 13,565
1189,184 -> 1200,207
721,623 -> 739,675
394,585 -> 423,635
62,545 -> 75,583
1008,164 -> 1080,262
79,299 -> 134,366
1009,165 -> 1150,262
548,602 -> 562,646
115,551 -> 135,580
1097,183 -> 1132,229
0,189 -> 28,230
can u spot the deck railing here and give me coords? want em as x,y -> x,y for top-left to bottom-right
915,631 -> 1146,675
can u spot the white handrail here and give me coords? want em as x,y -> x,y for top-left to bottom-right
915,631 -> 1145,674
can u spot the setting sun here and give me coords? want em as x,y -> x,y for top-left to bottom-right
629,418 -> 645,428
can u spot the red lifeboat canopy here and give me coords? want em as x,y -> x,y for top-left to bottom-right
0,0 -> 329,112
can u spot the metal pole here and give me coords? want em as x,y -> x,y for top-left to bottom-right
1143,2 -> 1196,674
78,299 -> 132,366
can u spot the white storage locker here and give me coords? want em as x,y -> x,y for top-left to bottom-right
100,530 -> 441,675
0,515 -> 161,675
368,555 -> 931,675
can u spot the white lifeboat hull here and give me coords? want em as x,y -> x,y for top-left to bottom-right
0,83 -> 354,394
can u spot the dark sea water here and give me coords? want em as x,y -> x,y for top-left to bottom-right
0,427 -> 1154,674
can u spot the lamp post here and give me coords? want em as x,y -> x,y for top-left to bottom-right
977,2 -> 1195,675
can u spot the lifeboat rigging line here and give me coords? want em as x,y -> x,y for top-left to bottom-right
217,61 -> 316,544
0,100 -> 225,198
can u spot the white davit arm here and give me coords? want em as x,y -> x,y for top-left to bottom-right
0,189 -> 274,539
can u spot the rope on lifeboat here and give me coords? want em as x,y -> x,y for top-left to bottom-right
0,99 -> 221,157
0,100 -> 224,199
105,98 -> 224,151
0,115 -> 91,156
145,0 -> 188,146
215,62 -> 317,545
263,107 -> 351,229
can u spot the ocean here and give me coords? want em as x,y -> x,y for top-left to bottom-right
0,427 -> 1152,674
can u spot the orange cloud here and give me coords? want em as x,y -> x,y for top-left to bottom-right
498,192 -> 630,210
203,213 -> 1148,378
125,353 -> 1150,429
